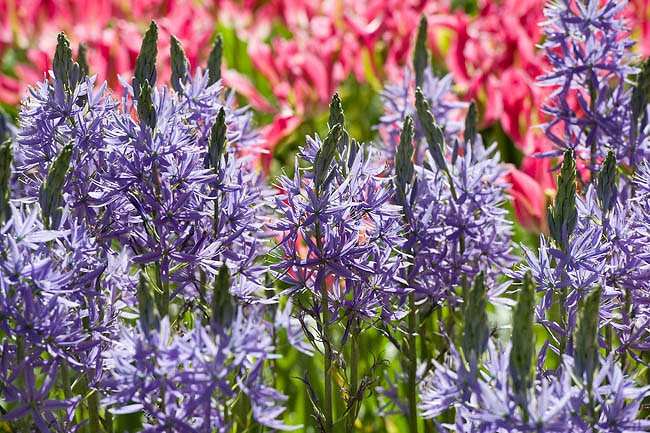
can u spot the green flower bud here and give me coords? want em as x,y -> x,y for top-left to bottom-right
415,88 -> 447,173
170,35 -> 190,94
462,272 -> 489,363
413,15 -> 429,89
548,149 -> 577,250
207,34 -> 223,86
465,101 -> 478,145
596,150 -> 618,214
53,32 -> 80,91
313,124 -> 343,190
137,80 -> 157,131
133,21 -> 158,98
205,108 -> 227,170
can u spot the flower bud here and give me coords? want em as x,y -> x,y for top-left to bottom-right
170,35 -> 190,94
548,149 -> 577,250
596,150 -> 617,214
133,21 -> 158,98
413,15 -> 429,89
205,108 -> 228,171
395,115 -> 415,208
415,88 -> 447,174
137,80 -> 157,131
207,34 -> 223,86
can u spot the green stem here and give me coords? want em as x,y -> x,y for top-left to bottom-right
87,388 -> 101,433
60,360 -> 73,399
321,276 -> 334,433
347,319 -> 360,431
407,293 -> 419,433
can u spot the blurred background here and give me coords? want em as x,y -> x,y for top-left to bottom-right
1,1 -> 648,430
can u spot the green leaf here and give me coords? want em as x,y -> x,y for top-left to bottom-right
461,272 -> 489,363
631,57 -> 650,134
413,15 -> 429,89
207,34 -> 223,86
0,139 -> 12,223
137,271 -> 160,336
39,143 -> 73,229
132,21 -> 159,98
170,35 -> 190,94
211,264 -> 235,328
509,271 -> 536,407
137,80 -> 157,130
415,88 -> 447,173
574,287 -> 602,389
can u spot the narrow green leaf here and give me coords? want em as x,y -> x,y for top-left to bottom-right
509,271 -> 536,407
631,57 -> 650,133
0,139 -> 12,223
39,143 -> 73,229
465,101 -> 478,145
574,287 -> 602,389
461,272 -> 489,363
211,264 -> 235,328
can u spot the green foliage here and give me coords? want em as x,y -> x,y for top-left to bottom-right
0,139 -> 12,223
462,272 -> 489,362
509,271 -> 536,408
574,287 -> 602,389
38,143 -> 73,229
